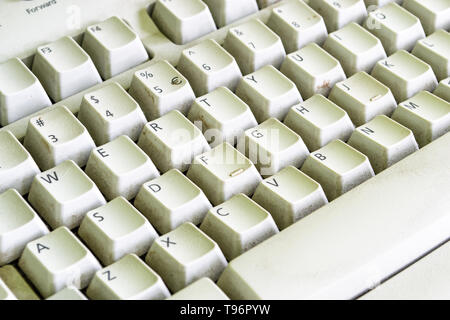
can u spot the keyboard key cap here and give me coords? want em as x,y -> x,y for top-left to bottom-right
281,43 -> 346,99
363,3 -> 425,55
82,16 -> 148,80
200,194 -> 278,260
167,277 -> 229,300
85,135 -> 160,201
32,36 -> 102,102
129,60 -> 195,120
434,77 -> 450,102
79,197 -> 158,266
152,0 -> 216,45
78,82 -> 147,145
309,0 -> 367,33
145,222 -> 227,292
18,227 -> 101,298
187,142 -> 262,206
0,58 -> 51,126
47,286 -> 87,300
301,139 -> 374,200
0,265 -> 40,300
371,50 -> 438,102
87,254 -> 170,300
238,118 -> 309,177
0,130 -> 40,195
252,166 -> 328,230
203,0 -> 258,28
412,30 -> 450,82
329,72 -> 397,126
0,278 -> 16,300
403,0 -> 450,35
392,91 -> 450,147
283,94 -> 355,152
348,115 -> 418,173
0,189 -> 49,266
217,133 -> 450,299
323,22 -> 387,76
223,19 -> 286,75
267,0 -> 328,53
235,65 -> 302,123
137,110 -> 210,173
23,106 -> 96,171
134,169 -> 212,234
188,87 -> 257,147
177,39 -> 242,96
28,160 -> 106,230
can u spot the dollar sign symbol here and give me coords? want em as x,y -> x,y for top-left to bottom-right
90,96 -> 99,104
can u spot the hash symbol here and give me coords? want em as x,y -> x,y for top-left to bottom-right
161,237 -> 176,248
36,118 -> 45,127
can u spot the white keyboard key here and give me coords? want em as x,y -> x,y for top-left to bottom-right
137,110 -> 210,173
134,169 -> 212,234
167,277 -> 229,300
323,22 -> 387,76
187,142 -> 262,206
203,0 -> 258,28
329,72 -> 397,126
403,0 -> 450,35
235,65 -> 302,123
412,30 -> 450,82
238,118 -> 309,177
301,139 -> 374,200
129,60 -> 195,120
371,50 -> 438,103
28,160 -> 106,230
253,166 -> 328,230
85,135 -> 160,201
267,0 -> 328,53
82,16 -> 148,80
145,222 -> 227,292
361,241 -> 450,300
152,0 -> 216,45
0,278 -> 16,300
78,82 -> 147,145
79,197 -> 158,266
217,134 -> 450,300
188,87 -> 257,147
177,39 -> 242,96
281,43 -> 346,99
309,0 -> 367,33
348,115 -> 418,173
434,77 -> 450,102
200,194 -> 278,260
0,189 -> 49,266
18,227 -> 101,298
0,130 -> 40,195
363,3 -> 425,56
283,94 -> 355,151
0,58 -> 51,126
23,106 -> 96,171
32,36 -> 102,102
87,254 -> 170,300
392,91 -> 450,147
47,286 -> 87,300
223,19 -> 286,75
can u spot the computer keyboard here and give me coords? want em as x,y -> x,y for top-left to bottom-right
0,0 -> 449,301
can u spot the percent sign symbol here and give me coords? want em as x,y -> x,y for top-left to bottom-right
140,71 -> 153,79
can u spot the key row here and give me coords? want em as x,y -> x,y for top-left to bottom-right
1,2 -> 448,129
